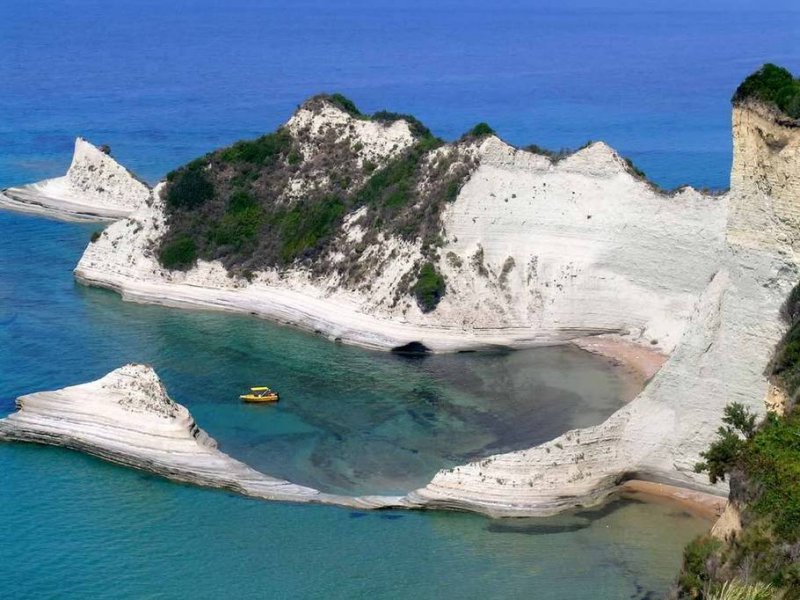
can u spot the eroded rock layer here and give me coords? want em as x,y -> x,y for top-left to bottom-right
0,138 -> 151,221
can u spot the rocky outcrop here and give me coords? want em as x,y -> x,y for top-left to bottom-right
728,100 -> 800,255
403,100 -> 800,516
0,364 -> 407,510
75,99 -> 727,354
62,95 -> 800,516
0,138 -> 151,221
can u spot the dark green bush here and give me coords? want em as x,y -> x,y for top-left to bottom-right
413,262 -> 445,312
219,130 -> 293,165
273,197 -> 346,263
733,63 -> 800,119
159,235 -> 198,270
743,408 -> 800,540
371,111 -> 432,139
694,402 -> 758,484
677,535 -> 721,595
165,161 -> 215,209
467,122 -> 495,138
212,205 -> 264,248
326,93 -> 362,117
90,230 -> 101,243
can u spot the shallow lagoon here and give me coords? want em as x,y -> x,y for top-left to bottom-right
0,199 -> 706,599
6,0 -> 798,595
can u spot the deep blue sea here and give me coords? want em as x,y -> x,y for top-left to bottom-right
1,1 -> 799,597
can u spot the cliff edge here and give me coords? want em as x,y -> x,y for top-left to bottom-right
0,138 -> 151,221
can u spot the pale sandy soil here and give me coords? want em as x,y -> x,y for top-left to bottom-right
572,334 -> 668,386
620,480 -> 727,521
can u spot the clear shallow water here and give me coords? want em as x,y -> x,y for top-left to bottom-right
0,209 -> 636,496
0,210 -> 706,599
0,444 -> 708,599
3,0 -> 796,596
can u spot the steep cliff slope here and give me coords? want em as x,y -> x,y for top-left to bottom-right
0,138 -> 151,221
68,65 -> 800,516
75,95 -> 726,353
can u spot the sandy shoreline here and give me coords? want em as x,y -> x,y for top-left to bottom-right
619,480 -> 727,521
572,334 -> 668,385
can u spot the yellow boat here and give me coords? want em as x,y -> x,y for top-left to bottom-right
240,386 -> 279,403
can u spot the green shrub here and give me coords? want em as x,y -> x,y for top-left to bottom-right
356,136 -> 443,210
678,535 -> 722,595
468,122 -> 495,138
228,189 -> 257,213
287,150 -> 303,165
695,402 -> 758,484
159,235 -> 198,270
326,93 -> 362,117
412,262 -> 445,312
164,161 -> 215,209
90,230 -> 102,243
371,111 -> 432,138
273,197 -> 345,263
219,130 -> 293,165
733,63 -> 800,119
743,408 -> 800,540
212,205 -> 264,249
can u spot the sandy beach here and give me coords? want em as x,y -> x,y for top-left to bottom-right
620,480 -> 727,521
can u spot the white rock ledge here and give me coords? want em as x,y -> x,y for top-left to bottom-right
0,364 -> 409,511
0,138 -> 151,222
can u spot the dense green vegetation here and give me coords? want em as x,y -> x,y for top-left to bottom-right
694,402 -> 758,485
158,234 -> 198,270
325,93 -> 362,117
271,197 -> 346,263
466,122 -> 495,138
678,536 -> 723,594
680,401 -> 800,598
678,283 -> 800,598
164,159 -> 215,209
733,63 -> 800,119
157,94 -> 479,311
412,262 -> 446,312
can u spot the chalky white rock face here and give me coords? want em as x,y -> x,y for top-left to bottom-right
407,104 -> 799,516
75,102 -> 728,353
69,99 -> 800,516
0,138 -> 151,221
0,364 -> 406,510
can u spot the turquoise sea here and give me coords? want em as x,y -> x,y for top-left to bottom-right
2,1 -> 799,597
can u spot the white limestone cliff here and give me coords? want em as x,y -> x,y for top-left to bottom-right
75,101 -> 728,353
58,98 -> 800,515
407,102 -> 799,516
0,364 -> 406,510
0,138 -> 151,221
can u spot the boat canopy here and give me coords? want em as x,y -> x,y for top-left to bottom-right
250,386 -> 270,391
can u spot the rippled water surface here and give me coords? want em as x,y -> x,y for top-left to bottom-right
4,0 -> 797,596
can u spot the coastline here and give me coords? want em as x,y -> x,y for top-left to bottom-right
0,363 -> 727,523
572,334 -> 668,386
0,189 -> 132,222
619,480 -> 727,521
74,263 -> 615,353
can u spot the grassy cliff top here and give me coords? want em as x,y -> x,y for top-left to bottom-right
733,63 -> 800,119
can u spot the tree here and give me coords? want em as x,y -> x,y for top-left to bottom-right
694,402 -> 758,484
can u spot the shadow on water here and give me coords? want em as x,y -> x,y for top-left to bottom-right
485,497 -> 646,536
